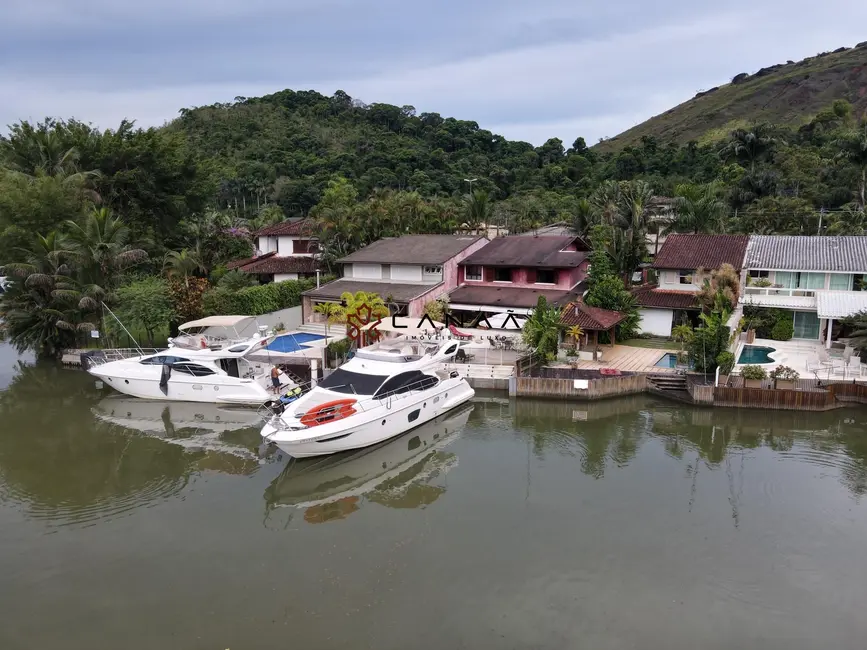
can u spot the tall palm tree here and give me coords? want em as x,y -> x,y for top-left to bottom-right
836,124 -> 867,209
464,189 -> 491,231
720,124 -> 778,174
521,296 -> 563,362
313,301 -> 341,339
163,249 -> 205,287
669,183 -> 728,234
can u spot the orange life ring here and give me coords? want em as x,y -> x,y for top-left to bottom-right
300,399 -> 358,427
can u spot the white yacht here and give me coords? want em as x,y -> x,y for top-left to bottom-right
260,339 -> 475,457
167,315 -> 263,350
88,332 -> 297,405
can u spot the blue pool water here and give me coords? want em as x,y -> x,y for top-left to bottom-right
738,345 -> 776,364
655,353 -> 678,368
266,332 -> 326,353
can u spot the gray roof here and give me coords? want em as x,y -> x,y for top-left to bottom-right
302,279 -> 440,303
744,236 -> 867,272
338,235 -> 484,265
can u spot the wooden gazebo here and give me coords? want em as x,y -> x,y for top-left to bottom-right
560,301 -> 626,349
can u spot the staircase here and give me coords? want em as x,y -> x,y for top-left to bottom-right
647,374 -> 692,403
298,322 -> 330,336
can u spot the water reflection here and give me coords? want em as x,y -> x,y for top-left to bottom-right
264,404 -> 472,524
0,354 -> 267,526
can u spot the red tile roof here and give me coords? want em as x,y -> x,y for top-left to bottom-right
560,302 -> 625,331
652,234 -> 748,271
632,286 -> 699,309
227,252 -> 320,274
256,218 -> 317,237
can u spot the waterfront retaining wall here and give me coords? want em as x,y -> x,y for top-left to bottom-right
510,374 -> 647,400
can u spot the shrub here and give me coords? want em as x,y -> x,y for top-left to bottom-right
741,364 -> 767,380
716,351 -> 735,375
771,316 -> 794,341
770,365 -> 799,381
202,277 -> 326,316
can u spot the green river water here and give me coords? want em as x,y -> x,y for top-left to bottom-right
1,343 -> 867,649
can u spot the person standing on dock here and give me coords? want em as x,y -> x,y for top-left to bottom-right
270,365 -> 281,394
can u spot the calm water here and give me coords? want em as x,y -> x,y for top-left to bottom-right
2,343 -> 867,649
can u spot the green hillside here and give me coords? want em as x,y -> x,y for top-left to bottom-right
597,43 -> 867,152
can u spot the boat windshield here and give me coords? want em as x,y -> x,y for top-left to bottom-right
318,369 -> 388,395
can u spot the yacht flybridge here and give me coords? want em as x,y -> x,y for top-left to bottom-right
88,317 -> 297,405
261,339 -> 475,457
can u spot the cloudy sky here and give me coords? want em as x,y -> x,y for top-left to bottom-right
2,0 -> 866,145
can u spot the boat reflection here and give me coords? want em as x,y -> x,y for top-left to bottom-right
264,403 -> 473,524
93,396 -> 272,473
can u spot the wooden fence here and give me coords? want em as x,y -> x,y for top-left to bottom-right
714,386 -> 838,411
512,374 -> 647,400
828,382 -> 867,404
514,352 -> 543,378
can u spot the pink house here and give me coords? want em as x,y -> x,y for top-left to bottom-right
449,235 -> 590,315
301,235 -> 488,322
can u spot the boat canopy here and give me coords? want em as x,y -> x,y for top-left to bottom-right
179,315 -> 254,330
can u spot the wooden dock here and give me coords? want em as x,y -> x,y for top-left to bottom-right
564,346 -> 679,375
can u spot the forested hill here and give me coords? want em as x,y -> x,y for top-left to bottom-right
596,43 -> 867,152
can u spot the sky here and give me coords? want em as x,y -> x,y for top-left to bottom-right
2,0 -> 866,146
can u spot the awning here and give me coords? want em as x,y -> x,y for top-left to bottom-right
179,315 -> 254,330
817,291 -> 867,320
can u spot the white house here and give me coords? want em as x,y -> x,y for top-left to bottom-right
741,235 -> 867,346
227,219 -> 320,282
633,234 -> 750,337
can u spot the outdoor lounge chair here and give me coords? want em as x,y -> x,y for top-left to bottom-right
847,357 -> 863,378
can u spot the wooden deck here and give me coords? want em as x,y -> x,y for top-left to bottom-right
563,345 -> 679,374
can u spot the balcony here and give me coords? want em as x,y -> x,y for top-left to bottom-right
743,286 -> 818,310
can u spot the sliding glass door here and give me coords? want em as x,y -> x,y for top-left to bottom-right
793,311 -> 820,339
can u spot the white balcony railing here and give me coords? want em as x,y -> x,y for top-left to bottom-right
744,287 -> 817,298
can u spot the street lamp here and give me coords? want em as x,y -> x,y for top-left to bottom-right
464,178 -> 478,193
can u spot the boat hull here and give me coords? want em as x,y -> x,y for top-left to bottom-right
89,366 -> 275,405
263,378 -> 475,458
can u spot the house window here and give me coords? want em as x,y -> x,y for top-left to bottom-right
678,270 -> 693,285
748,270 -> 769,279
536,269 -> 556,284
423,266 -> 442,275
829,273 -> 853,291
494,268 -> 512,282
465,265 -> 482,281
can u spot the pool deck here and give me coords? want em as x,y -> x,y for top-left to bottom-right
734,338 -> 867,383
553,345 -> 681,375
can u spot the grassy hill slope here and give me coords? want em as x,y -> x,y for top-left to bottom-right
596,43 -> 867,152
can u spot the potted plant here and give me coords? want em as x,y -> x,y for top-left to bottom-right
770,365 -> 799,390
716,351 -> 735,386
741,364 -> 767,388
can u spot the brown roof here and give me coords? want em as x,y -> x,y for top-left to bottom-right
257,218 -> 317,237
560,302 -> 625,331
239,256 -> 319,274
448,285 -> 577,309
460,235 -> 589,268
303,279 -> 439,303
339,235 -> 484,265
652,234 -> 748,270
632,286 -> 700,309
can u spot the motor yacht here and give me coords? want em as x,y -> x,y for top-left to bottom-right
264,404 -> 473,521
167,315 -> 264,350
88,333 -> 298,405
260,339 -> 475,457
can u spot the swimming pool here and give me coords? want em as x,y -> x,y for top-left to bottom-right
737,345 -> 776,364
266,332 -> 326,353
655,352 -> 693,368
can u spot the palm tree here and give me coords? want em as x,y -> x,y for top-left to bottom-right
313,301 -> 341,339
521,296 -> 563,362
334,291 -> 389,342
671,324 -> 694,355
836,124 -> 867,209
163,249 -> 205,287
0,232 -> 94,356
720,124 -> 778,174
669,183 -> 728,234
566,325 -> 584,350
463,189 -> 491,232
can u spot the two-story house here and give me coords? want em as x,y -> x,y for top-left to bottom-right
447,235 -> 590,318
741,236 -> 867,346
301,234 -> 487,323
227,218 -> 320,282
634,234 -> 750,336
